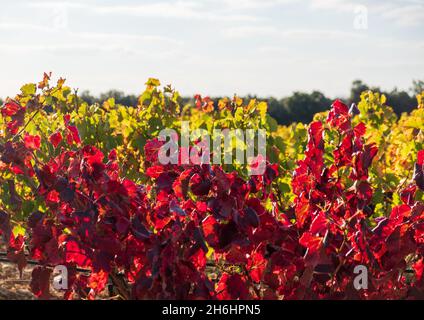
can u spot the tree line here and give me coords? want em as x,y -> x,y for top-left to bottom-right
1,80 -> 422,126
266,79 -> 423,125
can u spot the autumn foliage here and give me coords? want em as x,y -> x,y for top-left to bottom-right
0,74 -> 424,300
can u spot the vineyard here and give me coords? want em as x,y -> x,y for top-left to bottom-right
0,73 -> 423,300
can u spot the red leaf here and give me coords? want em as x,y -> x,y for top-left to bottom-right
202,215 -> 220,248
308,121 -> 324,149
46,190 -> 60,203
327,100 -> 351,132
309,212 -> 328,235
1,100 -> 21,117
30,266 -> 52,299
418,150 -> 424,166
332,99 -> 349,115
299,232 -> 322,254
216,274 -> 250,300
354,122 -> 366,138
24,134 -> 41,150
400,185 -> 417,206
108,149 -> 117,161
248,252 -> 266,283
189,173 -> 211,196
144,138 -> 164,163
414,258 -> 423,281
63,114 -> 71,125
88,270 -> 109,294
390,204 -> 411,221
146,165 -> 165,179
7,120 -> 21,135
49,132 -> 62,148
415,151 -> 424,191
64,238 -> 92,267
67,126 -> 81,145
189,248 -> 206,269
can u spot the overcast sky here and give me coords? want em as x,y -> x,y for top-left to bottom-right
0,0 -> 423,99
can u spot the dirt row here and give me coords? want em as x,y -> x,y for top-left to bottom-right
0,261 -> 35,300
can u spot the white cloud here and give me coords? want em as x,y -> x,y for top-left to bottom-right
71,31 -> 183,46
94,1 -> 200,19
26,1 -> 87,9
309,0 -> 356,12
0,42 -> 180,59
220,0 -> 295,9
0,19 -> 182,47
281,28 -> 366,40
379,4 -> 424,27
309,0 -> 424,27
0,22 -> 52,32
0,43 -> 133,53
223,25 -> 278,38
223,25 -> 366,40
21,0 -> 263,22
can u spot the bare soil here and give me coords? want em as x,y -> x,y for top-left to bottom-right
0,261 -> 35,300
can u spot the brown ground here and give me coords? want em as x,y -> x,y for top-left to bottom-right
0,261 -> 36,300
0,260 -> 114,300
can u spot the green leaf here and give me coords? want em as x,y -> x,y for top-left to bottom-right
257,101 -> 267,119
21,83 -> 36,96
105,97 -> 115,109
279,182 -> 291,193
234,107 -> 244,124
12,225 -> 26,237
146,78 -> 161,87
266,115 -> 278,132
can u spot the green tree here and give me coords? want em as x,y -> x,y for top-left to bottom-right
411,80 -> 424,95
268,91 -> 332,125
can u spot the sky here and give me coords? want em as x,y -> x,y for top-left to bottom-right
0,0 -> 423,99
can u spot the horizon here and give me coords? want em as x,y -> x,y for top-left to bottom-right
0,0 -> 423,98
0,77 -> 420,102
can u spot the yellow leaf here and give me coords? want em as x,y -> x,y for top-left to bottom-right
257,101 -> 268,119
417,92 -> 424,109
145,78 -> 161,88
12,225 -> 26,237
234,95 -> 243,107
381,94 -> 387,104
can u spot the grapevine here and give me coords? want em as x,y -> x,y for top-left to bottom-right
0,74 -> 423,300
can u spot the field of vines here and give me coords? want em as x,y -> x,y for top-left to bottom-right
0,73 -> 423,300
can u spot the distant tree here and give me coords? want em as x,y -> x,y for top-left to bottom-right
268,91 -> 332,125
267,97 -> 290,125
383,88 -> 416,115
79,90 -> 139,107
349,80 -> 380,104
411,80 -> 424,95
80,90 -> 97,105
99,90 -> 138,107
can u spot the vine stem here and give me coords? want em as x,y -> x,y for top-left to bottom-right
12,109 -> 41,142
0,251 -> 90,274
109,272 -> 130,300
